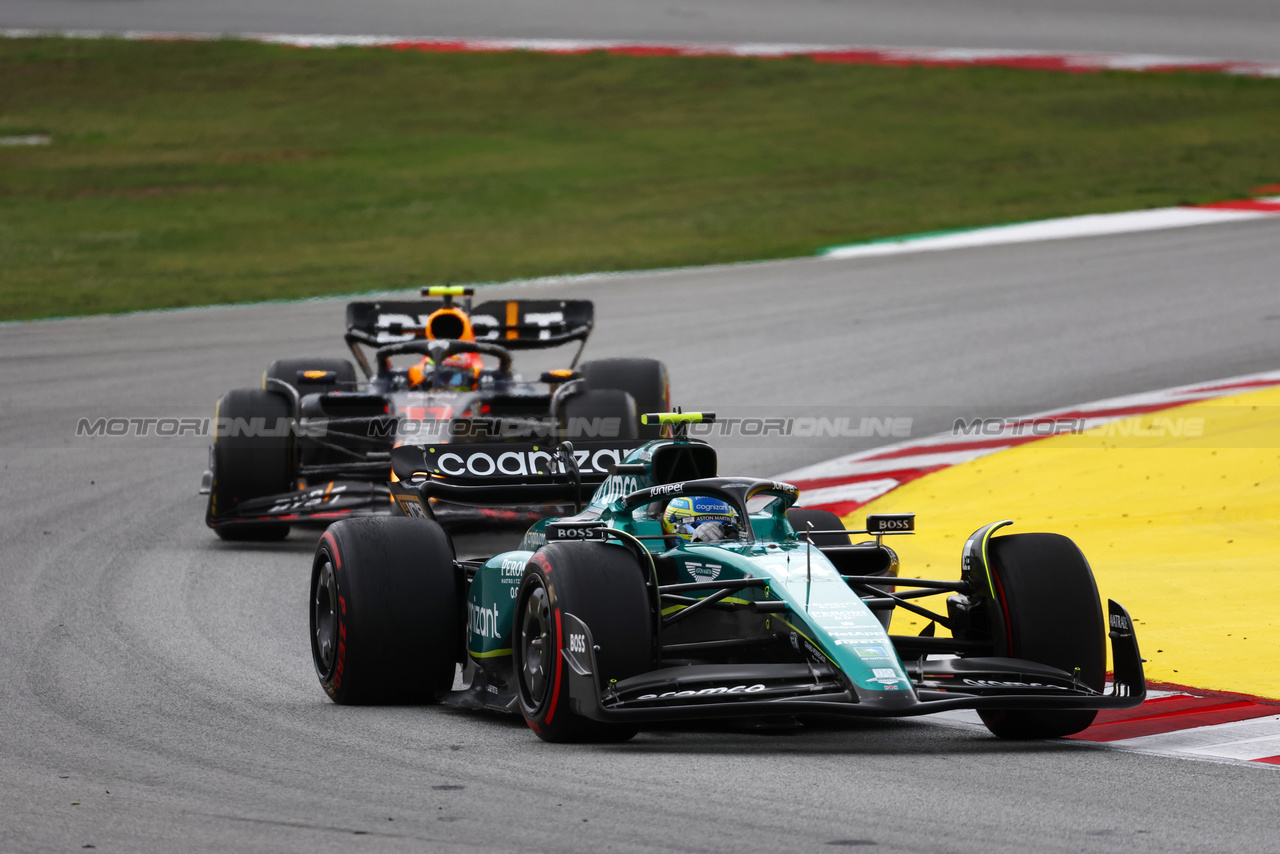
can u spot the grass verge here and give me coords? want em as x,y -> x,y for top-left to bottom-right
2,37 -> 1279,320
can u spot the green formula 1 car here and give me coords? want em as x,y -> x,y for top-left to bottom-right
309,412 -> 1146,742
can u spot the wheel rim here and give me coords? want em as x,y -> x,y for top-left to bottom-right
313,559 -> 338,677
517,579 -> 553,712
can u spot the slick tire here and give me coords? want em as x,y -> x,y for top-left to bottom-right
265,357 -> 356,396
977,533 -> 1106,739
580,358 -> 669,439
560,388 -> 638,441
514,542 -> 654,743
785,508 -> 851,547
208,387 -> 294,541
311,517 -> 459,705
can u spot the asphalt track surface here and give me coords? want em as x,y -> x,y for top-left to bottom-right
3,217 -> 1280,852
6,0 -> 1280,63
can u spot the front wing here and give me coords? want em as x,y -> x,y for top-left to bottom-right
205,478 -> 549,531
205,480 -> 390,530
559,600 -> 1146,723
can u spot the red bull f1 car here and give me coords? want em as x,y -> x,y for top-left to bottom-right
308,411 -> 1146,743
202,287 -> 668,540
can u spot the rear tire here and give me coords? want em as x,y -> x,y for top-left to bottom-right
514,542 -> 654,742
580,358 -> 669,439
560,388 -> 638,441
785,508 -> 850,547
977,533 -> 1106,739
208,387 -> 294,541
265,357 -> 356,396
311,517 -> 459,704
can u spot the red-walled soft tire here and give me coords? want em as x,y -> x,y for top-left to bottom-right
514,542 -> 653,743
311,516 -> 459,705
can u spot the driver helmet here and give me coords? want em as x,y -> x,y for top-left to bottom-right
662,496 -> 739,543
408,353 -> 484,391
436,353 -> 483,391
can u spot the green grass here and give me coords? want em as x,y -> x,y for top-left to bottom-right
2,37 -> 1279,321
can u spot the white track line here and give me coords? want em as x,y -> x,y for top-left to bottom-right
822,204 -> 1280,260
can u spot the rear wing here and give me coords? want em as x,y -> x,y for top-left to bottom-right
389,440 -> 642,514
345,299 -> 594,349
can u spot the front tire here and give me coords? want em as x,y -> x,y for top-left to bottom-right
207,387 -> 294,541
311,517 -> 459,704
514,542 -> 654,742
977,533 -> 1106,739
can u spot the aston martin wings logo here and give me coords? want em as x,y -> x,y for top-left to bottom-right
686,561 -> 722,582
